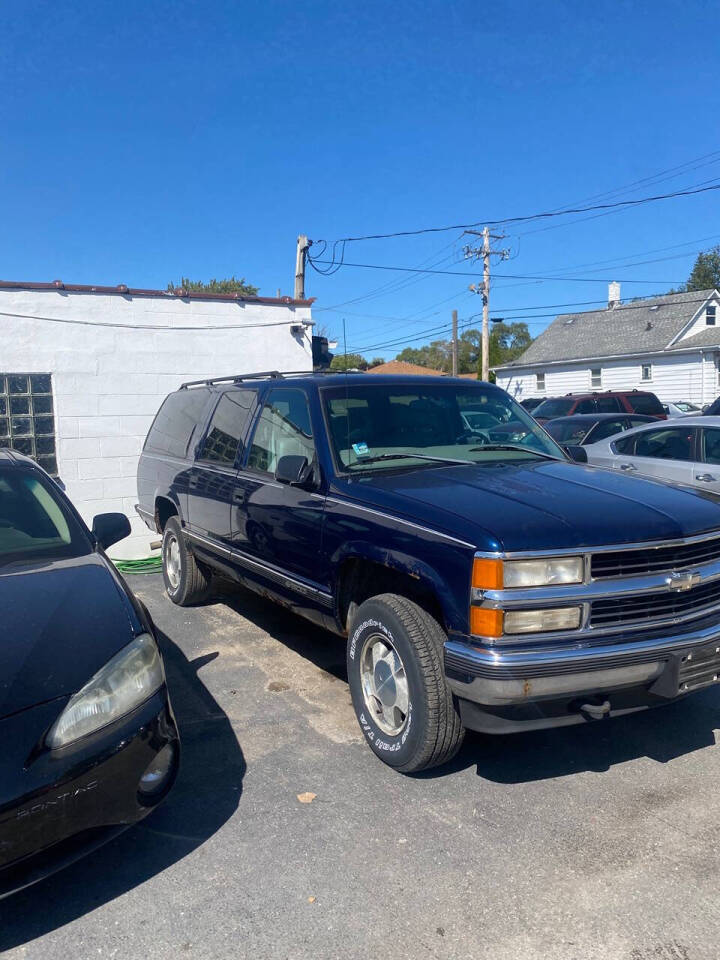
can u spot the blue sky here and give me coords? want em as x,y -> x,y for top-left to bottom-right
2,0 -> 719,358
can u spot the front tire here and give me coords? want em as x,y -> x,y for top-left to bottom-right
347,594 -> 465,773
162,517 -> 210,606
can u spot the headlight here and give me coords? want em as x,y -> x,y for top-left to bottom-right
503,607 -> 582,634
472,556 -> 584,589
469,605 -> 582,637
47,633 -> 164,749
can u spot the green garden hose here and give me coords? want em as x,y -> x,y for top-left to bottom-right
112,556 -> 163,575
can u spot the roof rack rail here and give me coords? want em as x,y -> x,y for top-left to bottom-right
179,371 -> 284,390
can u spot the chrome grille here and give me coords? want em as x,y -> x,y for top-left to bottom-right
591,578 -> 720,628
591,536 -> 720,579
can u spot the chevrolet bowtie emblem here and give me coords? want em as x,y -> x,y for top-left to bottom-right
667,570 -> 702,592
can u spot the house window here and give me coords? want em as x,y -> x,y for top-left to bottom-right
536,373 -> 545,391
707,305 -> 717,326
0,374 -> 57,475
641,364 -> 652,381
591,368 -> 602,388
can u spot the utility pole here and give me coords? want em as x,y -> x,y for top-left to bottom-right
481,227 -> 490,382
465,228 -> 510,381
451,309 -> 458,376
294,235 -> 310,300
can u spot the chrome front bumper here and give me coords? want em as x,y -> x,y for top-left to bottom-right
445,618 -> 720,707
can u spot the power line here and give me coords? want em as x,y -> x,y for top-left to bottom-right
350,293 -> 718,355
0,310 -> 301,332
309,258 -> 683,284
311,181 -> 720,245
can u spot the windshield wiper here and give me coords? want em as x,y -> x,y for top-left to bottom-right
468,444 -> 562,461
350,453 -> 474,467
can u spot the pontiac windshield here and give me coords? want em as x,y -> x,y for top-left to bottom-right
322,382 -> 565,472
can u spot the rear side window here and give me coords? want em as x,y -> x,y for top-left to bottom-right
199,389 -> 257,466
702,429 -> 720,465
635,427 -> 695,461
595,395 -> 622,413
626,393 -> 663,415
145,389 -> 211,459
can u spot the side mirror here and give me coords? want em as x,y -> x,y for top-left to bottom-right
564,444 -> 588,463
92,512 -> 131,550
275,455 -> 314,488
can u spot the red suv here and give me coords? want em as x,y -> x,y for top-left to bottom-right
532,390 -> 666,424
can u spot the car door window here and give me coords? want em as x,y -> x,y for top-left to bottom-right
247,388 -> 315,474
574,398 -> 595,413
595,396 -> 622,413
589,419 -> 627,442
634,427 -> 695,461
702,429 -> 720,465
613,434 -> 636,454
198,389 -> 256,466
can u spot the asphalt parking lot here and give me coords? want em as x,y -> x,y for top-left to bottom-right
3,574 -> 720,960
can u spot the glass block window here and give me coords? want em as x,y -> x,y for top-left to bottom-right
0,374 -> 57,475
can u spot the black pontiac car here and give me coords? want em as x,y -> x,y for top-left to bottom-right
138,372 -> 720,774
0,450 -> 178,898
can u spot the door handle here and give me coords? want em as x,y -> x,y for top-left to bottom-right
620,463 -> 636,471
696,474 -> 716,482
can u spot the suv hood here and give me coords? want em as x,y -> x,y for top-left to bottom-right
340,460 -> 720,553
0,554 -> 139,719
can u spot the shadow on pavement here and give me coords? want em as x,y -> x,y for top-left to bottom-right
425,689 -> 720,783
215,582 -> 720,785
0,629 -> 245,951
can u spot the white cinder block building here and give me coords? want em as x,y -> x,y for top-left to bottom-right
0,280 -> 314,558
495,285 -> 720,408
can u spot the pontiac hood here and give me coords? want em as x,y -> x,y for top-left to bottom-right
0,554 -> 139,719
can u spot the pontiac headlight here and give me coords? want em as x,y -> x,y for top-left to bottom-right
47,633 -> 164,749
472,556 -> 584,589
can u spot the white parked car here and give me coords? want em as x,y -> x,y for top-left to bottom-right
584,416 -> 720,495
662,401 -> 701,417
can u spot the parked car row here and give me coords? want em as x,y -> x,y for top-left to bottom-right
8,371 -> 720,899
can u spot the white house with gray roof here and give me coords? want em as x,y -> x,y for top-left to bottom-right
494,284 -> 720,407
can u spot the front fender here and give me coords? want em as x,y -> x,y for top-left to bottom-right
332,539 -> 468,633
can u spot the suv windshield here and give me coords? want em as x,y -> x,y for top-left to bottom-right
322,383 -> 565,472
0,468 -> 90,566
532,397 -> 575,418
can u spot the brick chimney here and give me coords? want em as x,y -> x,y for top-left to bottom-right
608,281 -> 621,309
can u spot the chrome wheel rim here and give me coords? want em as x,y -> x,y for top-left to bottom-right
164,533 -> 181,590
359,632 -> 410,736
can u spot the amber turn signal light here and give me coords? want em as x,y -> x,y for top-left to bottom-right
469,607 -> 503,638
472,557 -> 503,590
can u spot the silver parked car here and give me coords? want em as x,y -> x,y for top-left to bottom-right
662,401 -> 701,418
584,416 -> 720,494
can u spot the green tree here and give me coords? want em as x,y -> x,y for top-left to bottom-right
397,340 -> 452,371
396,323 -> 532,379
330,353 -> 368,371
368,357 -> 386,368
167,275 -> 259,296
685,246 -> 720,292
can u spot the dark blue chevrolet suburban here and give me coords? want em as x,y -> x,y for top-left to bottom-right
137,372 -> 720,773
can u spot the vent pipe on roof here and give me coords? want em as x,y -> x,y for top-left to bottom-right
608,281 -> 621,309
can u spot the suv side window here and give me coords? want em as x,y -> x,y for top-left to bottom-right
595,396 -> 622,413
574,398 -> 595,413
145,388 -> 211,459
626,393 -> 664,415
198,389 -> 257,467
247,388 -> 315,474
